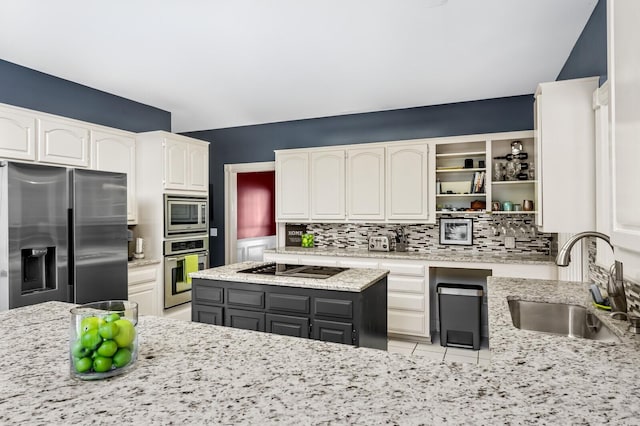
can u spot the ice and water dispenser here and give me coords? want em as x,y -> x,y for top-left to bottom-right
21,247 -> 57,295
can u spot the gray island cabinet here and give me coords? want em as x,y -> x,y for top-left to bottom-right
190,262 -> 388,350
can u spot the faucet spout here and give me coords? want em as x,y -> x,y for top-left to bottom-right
555,231 -> 627,314
555,231 -> 612,266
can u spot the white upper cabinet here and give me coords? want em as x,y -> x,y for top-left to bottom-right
386,143 -> 431,221
346,147 -> 385,221
37,117 -> 90,167
310,150 -> 345,220
164,137 -> 189,191
188,142 -> 209,192
276,151 -> 309,221
608,0 -> 640,259
163,135 -> 209,193
534,77 -> 599,233
0,105 -> 36,161
91,129 -> 137,223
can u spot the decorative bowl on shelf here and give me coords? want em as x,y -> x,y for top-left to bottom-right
69,300 -> 138,380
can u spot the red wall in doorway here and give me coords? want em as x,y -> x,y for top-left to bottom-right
237,171 -> 276,239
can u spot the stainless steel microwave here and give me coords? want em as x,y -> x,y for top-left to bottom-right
164,195 -> 208,237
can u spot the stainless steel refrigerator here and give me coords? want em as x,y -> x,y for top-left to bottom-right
0,161 -> 128,311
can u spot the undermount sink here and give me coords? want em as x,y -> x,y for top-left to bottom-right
507,299 -> 619,342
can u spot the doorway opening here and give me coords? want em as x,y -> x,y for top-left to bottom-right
224,162 -> 276,264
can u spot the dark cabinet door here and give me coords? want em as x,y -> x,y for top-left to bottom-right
314,298 -> 353,319
193,304 -> 223,325
227,289 -> 265,309
193,284 -> 224,306
266,313 -> 309,338
312,319 -> 353,345
226,308 -> 265,332
267,293 -> 310,314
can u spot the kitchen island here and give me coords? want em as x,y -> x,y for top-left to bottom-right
190,261 -> 389,349
2,277 -> 640,424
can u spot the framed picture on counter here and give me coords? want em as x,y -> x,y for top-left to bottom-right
439,218 -> 473,246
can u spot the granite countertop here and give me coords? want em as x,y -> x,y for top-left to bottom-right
266,247 -> 556,265
2,278 -> 639,424
189,261 -> 389,292
128,258 -> 161,268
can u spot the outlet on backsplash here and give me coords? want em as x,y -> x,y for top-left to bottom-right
504,236 -> 516,249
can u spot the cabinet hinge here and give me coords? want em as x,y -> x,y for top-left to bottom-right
352,329 -> 357,343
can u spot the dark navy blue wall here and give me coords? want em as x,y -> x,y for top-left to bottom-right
0,59 -> 170,132
184,94 -> 534,266
556,0 -> 607,83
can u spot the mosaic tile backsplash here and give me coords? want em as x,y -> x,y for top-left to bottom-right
587,239 -> 640,317
292,213 -> 557,256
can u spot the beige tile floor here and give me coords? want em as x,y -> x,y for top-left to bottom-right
388,334 -> 490,366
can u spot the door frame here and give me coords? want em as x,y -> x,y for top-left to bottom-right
224,161 -> 276,265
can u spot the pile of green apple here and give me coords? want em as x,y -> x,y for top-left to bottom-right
72,313 -> 136,374
301,233 -> 314,248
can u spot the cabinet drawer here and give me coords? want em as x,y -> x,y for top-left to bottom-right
388,292 -> 425,311
337,259 -> 378,269
225,309 -> 265,332
265,254 -> 299,264
379,262 -> 424,276
127,266 -> 157,285
266,313 -> 310,338
387,276 -> 425,293
267,293 -> 310,314
312,319 -> 353,344
227,288 -> 264,308
314,298 -> 353,319
299,256 -> 338,267
194,285 -> 224,305
193,305 -> 223,325
388,310 -> 427,336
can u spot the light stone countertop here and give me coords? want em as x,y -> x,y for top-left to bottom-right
189,261 -> 389,292
127,258 -> 161,268
266,246 -> 556,265
1,278 -> 639,424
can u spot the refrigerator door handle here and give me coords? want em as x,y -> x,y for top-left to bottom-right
67,207 -> 74,302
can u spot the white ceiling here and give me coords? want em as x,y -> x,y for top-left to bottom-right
0,0 -> 598,133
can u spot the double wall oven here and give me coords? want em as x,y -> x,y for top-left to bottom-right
163,195 -> 209,309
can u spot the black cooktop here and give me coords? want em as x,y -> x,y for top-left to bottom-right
238,263 -> 347,279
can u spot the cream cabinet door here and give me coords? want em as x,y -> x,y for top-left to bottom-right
609,0 -> 640,256
92,129 -> 137,223
346,147 -> 385,221
164,137 -> 189,191
187,142 -> 209,192
38,118 -> 90,167
128,265 -> 160,316
386,143 -> 430,221
310,150 -> 345,220
534,77 -> 598,233
128,281 -> 158,316
276,152 -> 309,221
0,106 -> 36,161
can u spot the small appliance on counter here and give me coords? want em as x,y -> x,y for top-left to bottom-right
368,235 -> 391,252
394,227 -> 408,252
134,237 -> 145,259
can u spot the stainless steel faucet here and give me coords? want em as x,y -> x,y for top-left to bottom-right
556,231 -> 627,315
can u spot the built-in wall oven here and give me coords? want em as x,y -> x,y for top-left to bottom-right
163,236 -> 209,309
164,195 -> 208,237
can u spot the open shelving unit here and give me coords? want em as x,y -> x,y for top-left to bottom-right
435,141 -> 487,213
487,134 -> 537,213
